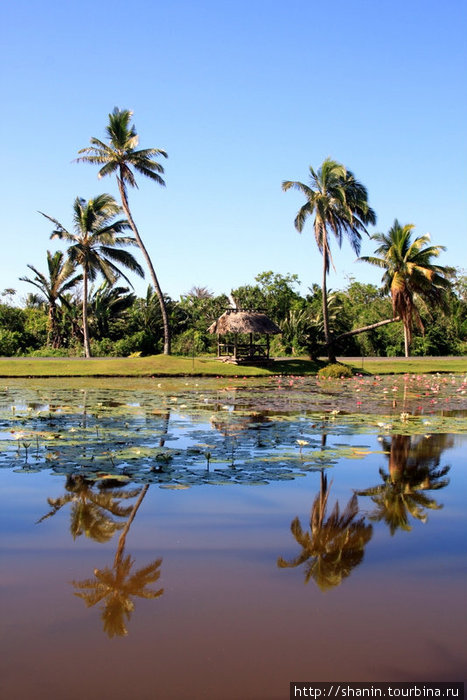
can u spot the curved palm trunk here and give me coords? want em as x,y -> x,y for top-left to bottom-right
117,177 -> 171,355
82,268 -> 92,358
114,484 -> 149,565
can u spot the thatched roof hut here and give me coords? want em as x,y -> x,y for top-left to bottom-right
208,309 -> 281,364
208,310 -> 281,336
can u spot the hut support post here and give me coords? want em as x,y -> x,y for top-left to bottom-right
267,334 -> 270,359
249,332 -> 253,359
234,334 -> 238,361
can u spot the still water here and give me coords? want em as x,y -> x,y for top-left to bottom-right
1,376 -> 466,699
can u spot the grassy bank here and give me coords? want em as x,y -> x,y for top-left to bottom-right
0,354 -> 465,377
342,356 -> 467,375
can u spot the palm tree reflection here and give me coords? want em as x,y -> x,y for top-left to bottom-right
72,485 -> 164,637
37,474 -> 140,542
278,471 -> 372,590
356,434 -> 451,535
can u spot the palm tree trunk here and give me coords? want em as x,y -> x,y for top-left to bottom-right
48,303 -> 56,347
114,484 -> 149,566
332,316 -> 401,343
117,177 -> 171,355
82,269 -> 91,358
321,250 -> 336,363
403,323 -> 410,358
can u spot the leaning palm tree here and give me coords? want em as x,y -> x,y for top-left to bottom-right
40,194 -> 144,357
20,250 -> 82,347
76,107 -> 171,354
358,220 -> 454,357
282,159 -> 376,362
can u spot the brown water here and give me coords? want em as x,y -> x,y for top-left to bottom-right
0,378 -> 466,699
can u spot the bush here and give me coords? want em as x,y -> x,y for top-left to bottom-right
111,332 -> 148,357
0,329 -> 23,356
318,363 -> 353,379
172,329 -> 214,356
28,347 -> 70,357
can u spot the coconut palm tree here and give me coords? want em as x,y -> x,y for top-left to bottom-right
277,471 -> 373,590
20,251 -> 82,348
358,220 -> 454,357
282,158 -> 376,362
76,107 -> 171,354
40,194 -> 144,358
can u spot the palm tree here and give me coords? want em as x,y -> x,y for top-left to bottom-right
282,158 -> 376,362
20,250 -> 82,348
89,281 -> 135,340
40,194 -> 144,358
76,107 -> 171,354
277,471 -> 373,590
358,220 -> 454,357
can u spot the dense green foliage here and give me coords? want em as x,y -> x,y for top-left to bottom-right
4,267 -> 466,358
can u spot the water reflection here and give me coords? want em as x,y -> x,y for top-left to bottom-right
278,470 -> 373,590
72,485 -> 163,638
357,434 -> 451,534
38,475 -> 140,541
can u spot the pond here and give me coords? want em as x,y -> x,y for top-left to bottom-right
1,375 -> 466,700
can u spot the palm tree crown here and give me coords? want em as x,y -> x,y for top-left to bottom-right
76,107 -> 171,354
20,250 -> 82,347
77,107 -> 167,194
359,219 -> 454,356
40,194 -> 144,357
282,158 -> 376,360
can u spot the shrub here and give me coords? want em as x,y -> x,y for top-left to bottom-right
318,363 -> 353,379
172,329 -> 214,356
112,332 -> 148,357
0,329 -> 23,356
28,347 -> 70,357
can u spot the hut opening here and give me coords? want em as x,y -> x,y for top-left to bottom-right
207,308 -> 281,364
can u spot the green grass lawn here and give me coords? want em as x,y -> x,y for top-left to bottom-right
0,354 -> 465,377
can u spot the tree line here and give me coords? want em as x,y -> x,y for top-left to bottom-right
1,267 -> 465,358
6,108 -> 462,359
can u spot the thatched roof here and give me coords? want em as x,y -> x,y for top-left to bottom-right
208,310 -> 281,335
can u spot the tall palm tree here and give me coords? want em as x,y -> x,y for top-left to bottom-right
282,158 -> 376,361
40,194 -> 144,358
76,107 -> 171,354
359,220 -> 454,357
20,250 -> 82,348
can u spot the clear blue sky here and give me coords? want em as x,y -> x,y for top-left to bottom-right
2,0 -> 466,303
